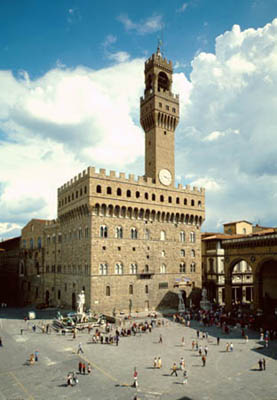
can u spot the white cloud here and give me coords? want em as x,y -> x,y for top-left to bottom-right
117,14 -> 163,35
67,8 -> 81,24
108,51 -> 130,63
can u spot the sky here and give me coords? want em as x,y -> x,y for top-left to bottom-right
0,0 -> 277,240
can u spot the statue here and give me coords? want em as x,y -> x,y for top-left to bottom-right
77,290 -> 85,315
201,287 -> 207,301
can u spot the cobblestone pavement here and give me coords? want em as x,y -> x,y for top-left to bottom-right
0,308 -> 277,400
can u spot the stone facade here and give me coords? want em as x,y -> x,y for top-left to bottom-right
19,49 -> 205,314
0,237 -> 21,306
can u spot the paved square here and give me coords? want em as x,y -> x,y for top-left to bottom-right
0,308 -> 277,400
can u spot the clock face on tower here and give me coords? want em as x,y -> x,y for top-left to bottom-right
159,169 -> 172,186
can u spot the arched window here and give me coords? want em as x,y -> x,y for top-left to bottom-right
37,237 -> 41,249
190,231 -> 196,243
115,226 -> 123,239
106,286 -> 111,296
190,263 -> 196,272
161,250 -> 165,257
145,265 -> 149,272
99,263 -> 108,275
198,200 -> 202,207
191,249 -> 195,258
145,285 -> 149,294
127,190 -> 131,197
58,289 -> 61,300
152,194 -> 156,201
107,187 -> 112,195
158,71 -> 169,91
184,198 -> 187,205
30,238 -> 34,249
160,195 -> 164,202
160,230 -> 166,241
191,199 -> 195,206
131,227 -> 138,239
180,249 -> 185,257
180,263 -> 186,273
160,264 -> 166,274
100,225 -> 108,238
129,284 -> 133,295
168,196 -> 172,203
180,231 -> 185,242
145,193 -> 149,200
117,188 -> 122,196
115,263 -> 123,275
96,185 -> 102,193
130,263 -> 137,274
176,197 -> 180,204
136,191 -> 140,198
145,229 -> 150,240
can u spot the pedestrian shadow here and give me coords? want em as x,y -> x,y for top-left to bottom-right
174,382 -> 185,384
58,383 -> 68,387
162,373 -> 171,376
146,367 -> 156,369
192,365 -> 201,367
250,368 -> 262,371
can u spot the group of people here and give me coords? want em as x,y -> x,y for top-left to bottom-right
78,361 -> 91,375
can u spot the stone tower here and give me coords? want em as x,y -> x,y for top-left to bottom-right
140,46 -> 179,188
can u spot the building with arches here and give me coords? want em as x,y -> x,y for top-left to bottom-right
202,221 -> 277,314
18,48 -> 205,313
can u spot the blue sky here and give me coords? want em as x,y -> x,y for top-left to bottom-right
0,0 -> 277,239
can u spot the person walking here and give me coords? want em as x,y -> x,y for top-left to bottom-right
192,340 -> 195,350
197,330 -> 200,339
226,343 -> 229,352
77,343 -> 84,354
202,355 -> 206,367
258,359 -> 263,371
198,345 -> 202,356
87,363 -> 92,374
180,357 -> 185,371
170,363 -> 178,376
182,370 -> 188,384
133,368 -> 138,388
245,335 -> 249,343
153,357 -> 157,368
217,337 -> 220,345
82,363 -> 86,375
181,337 -> 185,347
67,373 -> 73,387
157,357 -> 162,369
159,334 -> 163,344
34,350 -> 39,362
230,342 -> 233,352
262,358 -> 266,370
78,361 -> 82,374
204,345 -> 208,356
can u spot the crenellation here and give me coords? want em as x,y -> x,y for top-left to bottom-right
119,172 -> 125,179
99,168 -> 106,175
109,170 -> 116,178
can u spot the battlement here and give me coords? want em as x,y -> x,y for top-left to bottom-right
58,166 -> 205,195
145,53 -> 173,71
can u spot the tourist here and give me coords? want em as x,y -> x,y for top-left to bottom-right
202,354 -> 206,366
133,368 -> 138,387
67,373 -> 72,386
82,362 -> 86,375
217,337 -> 220,345
157,357 -> 162,369
181,336 -> 185,346
34,350 -> 39,362
226,343 -> 229,352
258,359 -> 263,371
170,363 -> 178,376
87,363 -> 92,374
204,345 -> 208,356
230,342 -> 233,352
77,343 -> 84,354
192,340 -> 195,350
153,357 -> 157,368
78,361 -> 82,374
159,334 -> 163,344
262,358 -> 266,370
182,370 -> 188,384
180,357 -> 185,371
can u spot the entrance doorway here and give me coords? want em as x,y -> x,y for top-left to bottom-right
45,290 -> 50,305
